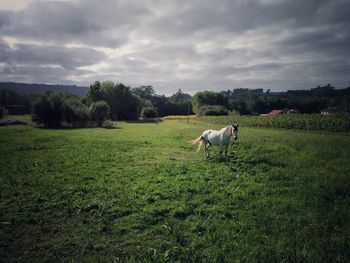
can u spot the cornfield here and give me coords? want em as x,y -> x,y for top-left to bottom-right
196,114 -> 350,132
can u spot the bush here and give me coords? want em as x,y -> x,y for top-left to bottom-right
141,106 -> 158,118
90,101 -> 111,127
62,98 -> 90,128
197,105 -> 229,116
0,106 -> 8,119
32,92 -> 90,128
229,110 -> 240,116
101,120 -> 115,128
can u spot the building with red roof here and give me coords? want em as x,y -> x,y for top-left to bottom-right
261,109 -> 285,116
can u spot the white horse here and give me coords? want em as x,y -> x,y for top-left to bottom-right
190,124 -> 239,160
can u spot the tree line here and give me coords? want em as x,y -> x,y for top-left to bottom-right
1,82 -> 349,127
0,81 -> 193,127
191,85 -> 350,116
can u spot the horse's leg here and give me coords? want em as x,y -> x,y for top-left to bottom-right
224,145 -> 228,161
219,144 -> 224,158
205,142 -> 211,159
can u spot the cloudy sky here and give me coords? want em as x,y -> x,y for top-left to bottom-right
0,0 -> 349,95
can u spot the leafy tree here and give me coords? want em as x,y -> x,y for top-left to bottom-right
0,89 -> 31,113
149,95 -> 168,116
84,81 -> 104,105
101,81 -> 115,90
249,99 -> 267,114
102,82 -> 142,120
132,85 -> 156,100
90,101 -> 111,127
169,89 -> 191,104
192,91 -> 229,114
131,86 -> 192,117
32,92 -> 90,127
232,98 -> 250,115
84,81 -> 143,120
32,92 -> 65,127
311,84 -> 336,97
63,98 -> 90,127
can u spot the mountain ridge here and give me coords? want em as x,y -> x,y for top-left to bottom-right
0,82 -> 88,96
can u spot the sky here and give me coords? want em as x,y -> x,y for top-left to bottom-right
0,0 -> 349,95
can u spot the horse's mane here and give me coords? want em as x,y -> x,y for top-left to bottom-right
225,126 -> 232,136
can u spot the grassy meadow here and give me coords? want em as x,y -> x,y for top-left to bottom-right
0,117 -> 349,262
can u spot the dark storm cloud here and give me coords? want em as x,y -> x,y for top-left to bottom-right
0,42 -> 106,69
0,10 -> 13,28
0,0 -> 349,93
210,62 -> 285,76
131,43 -> 199,62
279,28 -> 350,58
1,0 -> 149,48
0,63 -> 93,84
146,0 -> 334,37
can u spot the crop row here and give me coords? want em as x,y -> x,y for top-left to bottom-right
195,114 -> 350,132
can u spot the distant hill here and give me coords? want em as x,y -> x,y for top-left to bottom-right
0,82 -> 88,96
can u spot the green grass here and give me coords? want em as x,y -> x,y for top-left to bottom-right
0,120 -> 349,262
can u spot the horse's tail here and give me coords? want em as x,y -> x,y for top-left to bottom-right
189,136 -> 205,152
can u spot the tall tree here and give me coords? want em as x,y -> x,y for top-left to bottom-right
102,83 -> 142,120
132,85 -> 156,100
85,81 -> 104,105
169,89 -> 191,104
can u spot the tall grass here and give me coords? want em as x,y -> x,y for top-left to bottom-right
197,114 -> 350,132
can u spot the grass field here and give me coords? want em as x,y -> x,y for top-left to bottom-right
0,118 -> 349,262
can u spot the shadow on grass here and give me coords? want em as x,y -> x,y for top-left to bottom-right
37,125 -> 122,130
201,154 -> 285,167
102,126 -> 121,129
234,157 -> 287,168
196,154 -> 238,163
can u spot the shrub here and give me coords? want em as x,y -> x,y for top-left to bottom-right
197,105 -> 229,116
101,120 -> 115,128
32,92 -> 90,128
90,101 -> 111,127
62,98 -> 90,128
141,106 -> 158,118
229,110 -> 240,116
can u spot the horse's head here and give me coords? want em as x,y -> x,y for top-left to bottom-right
231,124 -> 239,140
